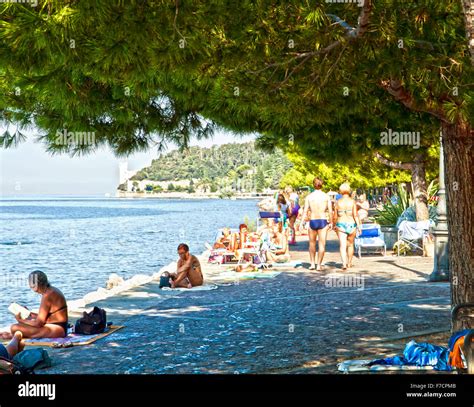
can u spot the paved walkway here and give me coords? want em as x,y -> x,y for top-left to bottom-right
42,231 -> 450,374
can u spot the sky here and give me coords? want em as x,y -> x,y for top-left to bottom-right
0,129 -> 256,196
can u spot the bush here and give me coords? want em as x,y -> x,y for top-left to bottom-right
375,184 -> 411,226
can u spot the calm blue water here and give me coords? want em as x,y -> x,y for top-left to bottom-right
0,197 -> 259,328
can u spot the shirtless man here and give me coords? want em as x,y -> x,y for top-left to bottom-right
170,243 -> 204,288
300,177 -> 333,271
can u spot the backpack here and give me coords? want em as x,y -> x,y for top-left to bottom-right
13,348 -> 51,372
75,306 -> 107,335
159,274 -> 172,288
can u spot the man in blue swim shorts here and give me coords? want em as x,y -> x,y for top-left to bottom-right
300,177 -> 333,271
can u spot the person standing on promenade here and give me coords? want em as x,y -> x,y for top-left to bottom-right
333,183 -> 361,270
300,177 -> 333,271
285,186 -> 300,245
356,194 -> 370,223
170,243 -> 204,288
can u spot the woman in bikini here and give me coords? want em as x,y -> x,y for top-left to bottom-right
334,183 -> 361,270
1,271 -> 68,339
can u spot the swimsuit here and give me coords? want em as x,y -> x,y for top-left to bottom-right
47,305 -> 68,336
336,222 -> 357,235
291,204 -> 300,217
309,219 -> 328,230
336,206 -> 357,234
289,193 -> 300,217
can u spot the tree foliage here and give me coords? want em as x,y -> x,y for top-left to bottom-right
131,142 -> 292,191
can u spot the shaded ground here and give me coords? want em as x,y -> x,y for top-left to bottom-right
38,230 -> 450,374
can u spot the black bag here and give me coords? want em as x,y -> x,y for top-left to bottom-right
75,306 -> 107,335
159,274 -> 171,288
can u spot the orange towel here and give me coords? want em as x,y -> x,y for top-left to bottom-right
449,336 -> 466,369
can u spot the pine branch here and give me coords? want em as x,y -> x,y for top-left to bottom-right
248,0 -> 373,76
380,79 -> 449,123
374,152 -> 413,171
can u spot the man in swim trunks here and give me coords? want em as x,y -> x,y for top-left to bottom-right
170,243 -> 204,288
300,177 -> 333,271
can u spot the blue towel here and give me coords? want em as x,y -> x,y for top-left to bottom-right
368,340 -> 451,371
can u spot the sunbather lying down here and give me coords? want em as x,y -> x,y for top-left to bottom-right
0,331 -> 24,360
0,271 -> 68,340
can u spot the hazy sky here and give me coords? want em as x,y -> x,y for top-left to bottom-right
0,129 -> 256,196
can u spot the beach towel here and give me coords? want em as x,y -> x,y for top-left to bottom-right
337,359 -> 436,373
18,325 -> 124,348
368,340 -> 451,371
161,284 -> 219,292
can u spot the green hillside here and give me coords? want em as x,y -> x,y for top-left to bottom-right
130,142 -> 292,192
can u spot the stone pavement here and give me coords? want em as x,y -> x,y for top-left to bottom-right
42,231 -> 450,374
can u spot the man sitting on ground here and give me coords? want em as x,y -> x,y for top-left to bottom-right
170,243 -> 204,289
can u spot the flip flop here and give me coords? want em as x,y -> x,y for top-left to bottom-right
308,265 -> 316,270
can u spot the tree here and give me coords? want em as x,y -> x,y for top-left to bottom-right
0,0 -> 472,328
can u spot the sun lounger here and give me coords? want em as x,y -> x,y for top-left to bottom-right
354,224 -> 386,258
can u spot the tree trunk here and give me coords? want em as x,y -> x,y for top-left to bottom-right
374,151 -> 429,221
441,120 -> 474,331
411,155 -> 429,221
461,0 -> 474,65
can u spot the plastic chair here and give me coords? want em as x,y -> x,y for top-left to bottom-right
397,220 -> 431,256
355,224 -> 386,258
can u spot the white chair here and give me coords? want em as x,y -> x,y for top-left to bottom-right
396,220 -> 431,256
355,224 -> 386,258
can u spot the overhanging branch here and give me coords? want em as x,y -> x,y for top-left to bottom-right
380,79 -> 449,123
249,0 -> 373,76
374,151 -> 414,171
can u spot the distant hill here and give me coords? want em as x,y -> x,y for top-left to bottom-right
129,142 -> 292,193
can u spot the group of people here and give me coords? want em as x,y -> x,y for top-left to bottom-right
0,243 -> 204,344
0,179 -> 367,346
213,178 -> 371,272
212,220 -> 291,269
301,178 -> 363,271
